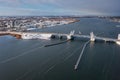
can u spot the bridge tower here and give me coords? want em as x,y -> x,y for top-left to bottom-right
118,34 -> 120,40
116,34 -> 120,45
90,32 -> 95,42
67,30 -> 75,40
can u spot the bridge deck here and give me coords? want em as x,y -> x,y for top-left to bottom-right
0,31 -> 118,42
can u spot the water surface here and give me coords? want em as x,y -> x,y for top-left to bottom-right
0,18 -> 120,80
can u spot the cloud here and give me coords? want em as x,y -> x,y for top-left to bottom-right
22,0 -> 56,4
0,0 -> 21,6
0,7 -> 33,16
48,0 -> 120,15
0,0 -> 119,16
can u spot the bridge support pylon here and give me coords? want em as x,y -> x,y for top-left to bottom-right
67,30 -> 75,40
116,34 -> 120,45
90,32 -> 95,42
58,35 -> 63,39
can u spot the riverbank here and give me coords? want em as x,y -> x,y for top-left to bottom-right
0,16 -> 80,32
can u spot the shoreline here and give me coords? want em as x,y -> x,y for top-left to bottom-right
0,17 -> 80,32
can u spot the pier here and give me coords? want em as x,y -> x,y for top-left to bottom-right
74,40 -> 90,70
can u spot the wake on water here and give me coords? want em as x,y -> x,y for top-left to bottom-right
1,40 -> 72,79
0,46 -> 44,64
16,46 -> 69,80
0,39 -> 70,64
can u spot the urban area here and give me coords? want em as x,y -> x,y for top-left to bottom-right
0,16 -> 79,32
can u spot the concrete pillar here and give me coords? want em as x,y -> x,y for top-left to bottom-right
116,34 -> 120,45
118,34 -> 120,40
67,30 -> 75,40
58,35 -> 63,39
90,32 -> 95,42
67,35 -> 71,40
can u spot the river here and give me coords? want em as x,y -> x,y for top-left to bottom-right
0,18 -> 120,80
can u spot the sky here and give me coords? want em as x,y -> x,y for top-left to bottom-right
0,0 -> 119,16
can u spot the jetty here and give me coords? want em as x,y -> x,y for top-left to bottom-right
74,40 -> 90,70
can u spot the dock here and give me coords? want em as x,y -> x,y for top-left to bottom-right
74,40 -> 90,70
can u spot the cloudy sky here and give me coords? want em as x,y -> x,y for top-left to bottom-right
0,0 -> 119,16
